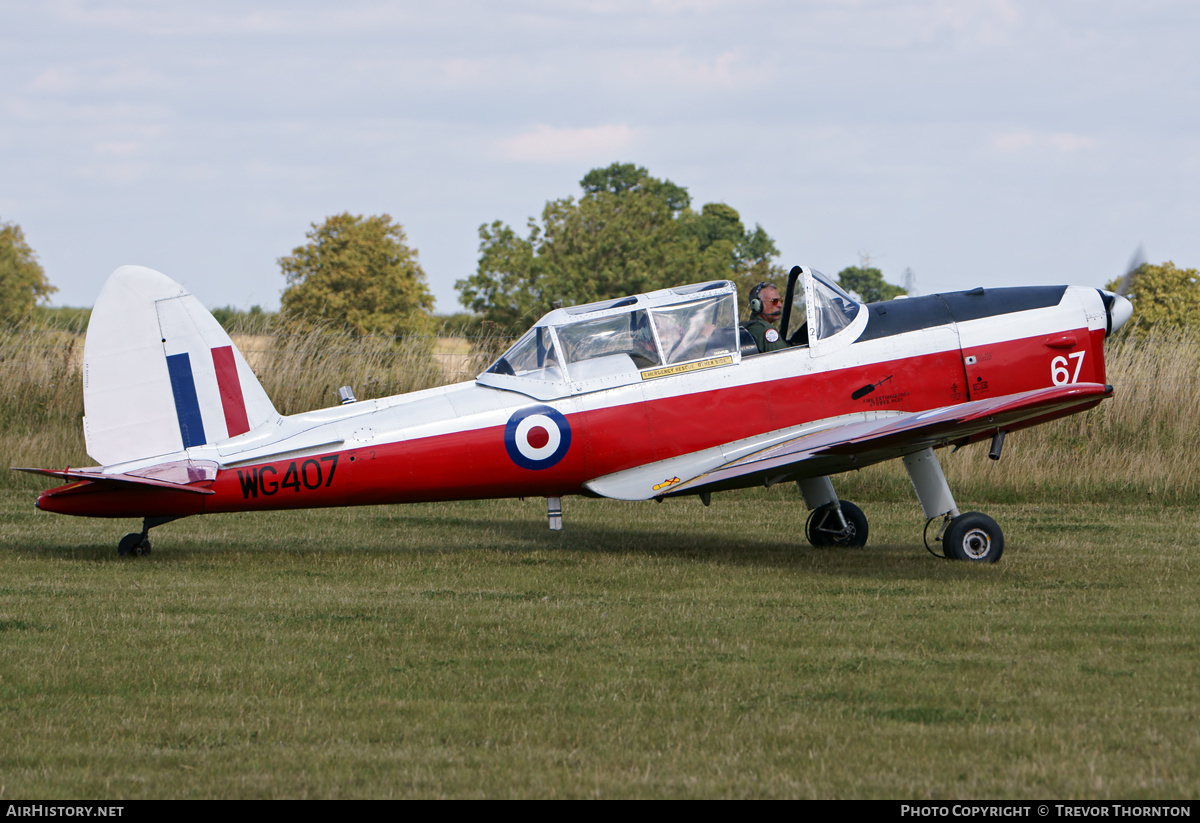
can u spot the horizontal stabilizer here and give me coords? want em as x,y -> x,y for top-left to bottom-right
13,460 -> 218,494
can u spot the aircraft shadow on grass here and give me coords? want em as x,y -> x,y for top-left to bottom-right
20,509 -> 994,582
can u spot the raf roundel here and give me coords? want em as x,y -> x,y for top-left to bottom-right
504,405 -> 572,470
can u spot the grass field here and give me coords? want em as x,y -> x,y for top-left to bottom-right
2,489 -> 1197,799
3,321 -> 1198,798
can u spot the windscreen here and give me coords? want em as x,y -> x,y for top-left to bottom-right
486,326 -> 562,379
808,269 -> 861,341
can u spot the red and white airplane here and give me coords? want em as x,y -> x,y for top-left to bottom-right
20,264 -> 1132,562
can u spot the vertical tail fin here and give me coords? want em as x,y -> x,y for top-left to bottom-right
83,266 -> 279,466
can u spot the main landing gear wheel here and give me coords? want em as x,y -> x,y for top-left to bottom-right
806,500 -> 869,548
941,512 -> 1003,563
117,533 -> 151,557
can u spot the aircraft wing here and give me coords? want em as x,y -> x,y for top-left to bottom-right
585,383 -> 1111,501
12,460 -> 218,494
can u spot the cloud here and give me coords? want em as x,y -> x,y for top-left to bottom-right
498,123 -> 639,163
439,58 -> 489,87
993,130 -> 1097,154
94,140 -> 148,157
47,0 -> 418,36
27,63 -> 165,95
618,47 -> 767,92
647,0 -> 726,12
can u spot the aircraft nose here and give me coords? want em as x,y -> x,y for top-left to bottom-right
1098,289 -> 1133,334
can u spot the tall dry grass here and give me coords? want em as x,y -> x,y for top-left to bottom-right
0,321 -> 88,482
234,326 -> 439,415
0,319 -> 508,487
956,327 -> 1200,503
229,317 -> 511,415
845,327 -> 1200,504
3,321 -> 1198,502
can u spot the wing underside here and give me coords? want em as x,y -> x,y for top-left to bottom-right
585,383 -> 1111,501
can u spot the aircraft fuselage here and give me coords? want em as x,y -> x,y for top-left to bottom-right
36,283 -> 1113,520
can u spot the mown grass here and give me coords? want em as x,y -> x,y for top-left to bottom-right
1,490 -> 1198,799
2,318 -> 1197,797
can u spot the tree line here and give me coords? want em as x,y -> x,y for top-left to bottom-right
3,164 -> 1197,334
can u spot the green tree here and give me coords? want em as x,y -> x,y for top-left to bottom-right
457,164 -> 783,328
210,304 -> 272,334
1105,261 -> 1200,332
836,266 -> 907,303
461,219 -> 543,330
0,219 -> 55,321
279,213 -> 434,336
580,161 -> 691,212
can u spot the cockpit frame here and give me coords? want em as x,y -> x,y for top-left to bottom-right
477,280 -> 741,400
477,268 -> 868,400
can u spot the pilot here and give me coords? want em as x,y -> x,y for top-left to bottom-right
743,282 -> 789,352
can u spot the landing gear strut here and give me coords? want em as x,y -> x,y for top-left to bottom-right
905,447 -> 1005,563
798,476 -> 869,548
117,531 -> 151,557
806,500 -> 869,547
116,516 -> 186,558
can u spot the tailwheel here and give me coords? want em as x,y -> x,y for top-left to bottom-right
806,500 -> 869,548
941,512 -> 1003,563
117,533 -> 151,558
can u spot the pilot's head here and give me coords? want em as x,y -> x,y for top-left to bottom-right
749,282 -> 782,324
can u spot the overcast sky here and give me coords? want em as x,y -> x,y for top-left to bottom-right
3,0 -> 1198,313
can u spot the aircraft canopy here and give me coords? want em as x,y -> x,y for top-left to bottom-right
478,280 -> 740,400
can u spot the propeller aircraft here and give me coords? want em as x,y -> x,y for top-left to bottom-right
19,264 -> 1133,562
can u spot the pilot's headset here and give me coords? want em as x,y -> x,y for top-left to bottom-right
748,282 -> 778,316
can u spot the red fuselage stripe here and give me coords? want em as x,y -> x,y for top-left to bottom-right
37,326 -> 1108,519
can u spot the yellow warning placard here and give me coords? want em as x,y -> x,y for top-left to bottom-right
640,355 -> 733,381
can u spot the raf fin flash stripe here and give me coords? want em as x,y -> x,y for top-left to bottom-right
211,345 -> 250,437
165,352 -> 207,448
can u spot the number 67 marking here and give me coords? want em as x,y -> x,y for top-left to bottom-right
1051,351 -> 1085,385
